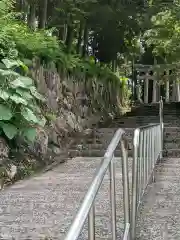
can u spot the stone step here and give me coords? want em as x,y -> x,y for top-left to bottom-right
155,175 -> 180,182
82,149 -> 133,157
123,112 -> 180,117
71,143 -> 126,150
71,139 -> 133,150
113,119 -> 180,125
71,143 -> 106,150
164,141 -> 180,149
70,149 -> 121,157
71,146 -> 180,159
155,165 -> 180,176
149,180 -> 180,192
164,135 -> 180,141
157,162 -> 180,168
116,115 -> 179,120
164,128 -> 180,139
114,115 -> 180,121
160,157 -> 180,164
96,127 -> 134,133
163,149 -> 180,157
71,141 -> 134,152
111,122 -> 180,129
164,123 -> 180,127
126,111 -> 159,117
164,127 -> 180,133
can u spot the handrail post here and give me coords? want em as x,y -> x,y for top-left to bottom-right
88,206 -> 95,240
159,96 -> 163,158
121,138 -> 130,234
131,129 -> 140,240
109,155 -> 117,240
64,129 -> 131,240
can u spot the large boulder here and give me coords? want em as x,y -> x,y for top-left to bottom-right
0,138 -> 17,189
32,127 -> 48,157
0,137 -> 9,163
17,127 -> 49,159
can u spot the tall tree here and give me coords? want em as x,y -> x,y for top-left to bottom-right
38,0 -> 48,29
27,0 -> 37,29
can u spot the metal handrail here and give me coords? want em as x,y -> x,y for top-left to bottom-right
130,97 -> 164,239
64,129 -> 131,240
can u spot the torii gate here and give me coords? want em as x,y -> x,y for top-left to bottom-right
134,64 -> 180,103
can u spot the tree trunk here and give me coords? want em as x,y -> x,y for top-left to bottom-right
82,23 -> 88,57
16,0 -> 24,11
58,24 -> 67,42
112,55 -> 117,72
28,2 -> 36,30
76,21 -> 84,54
112,60 -> 116,72
15,0 -> 28,21
65,25 -> 74,53
38,0 -> 48,29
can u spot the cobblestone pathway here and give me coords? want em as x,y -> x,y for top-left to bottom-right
0,157 -> 101,239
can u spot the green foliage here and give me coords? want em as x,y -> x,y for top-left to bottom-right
1,22 -> 61,61
0,0 -> 133,118
143,1 -> 180,63
0,58 -> 46,141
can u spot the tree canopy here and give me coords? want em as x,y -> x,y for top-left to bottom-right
0,0 -> 179,94
0,0 -> 146,67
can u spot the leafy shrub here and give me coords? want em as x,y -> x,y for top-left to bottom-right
0,0 -> 130,119
0,58 -> 46,142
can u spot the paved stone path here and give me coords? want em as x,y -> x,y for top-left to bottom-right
0,157 -> 128,240
136,158 -> 180,240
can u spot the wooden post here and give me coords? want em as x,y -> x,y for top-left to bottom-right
153,58 -> 158,102
172,76 -> 176,101
144,72 -> 149,103
165,73 -> 170,103
152,72 -> 157,103
177,81 -> 180,102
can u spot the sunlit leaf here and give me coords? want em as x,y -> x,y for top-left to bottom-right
0,104 -> 12,120
0,122 -> 17,139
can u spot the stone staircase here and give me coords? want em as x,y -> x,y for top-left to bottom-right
68,102 -> 180,239
70,102 -> 180,158
0,102 -> 180,239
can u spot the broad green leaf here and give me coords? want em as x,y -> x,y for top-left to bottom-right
2,59 -> 19,69
30,86 -> 46,102
10,94 -> 28,105
0,62 -> 6,69
28,102 -> 41,113
0,90 -> 10,100
0,123 -> 17,139
16,76 -> 33,86
21,107 -> 38,123
10,79 -> 26,88
22,127 -> 37,142
1,59 -> 28,73
16,89 -> 33,100
0,104 -> 12,120
0,69 -> 19,77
